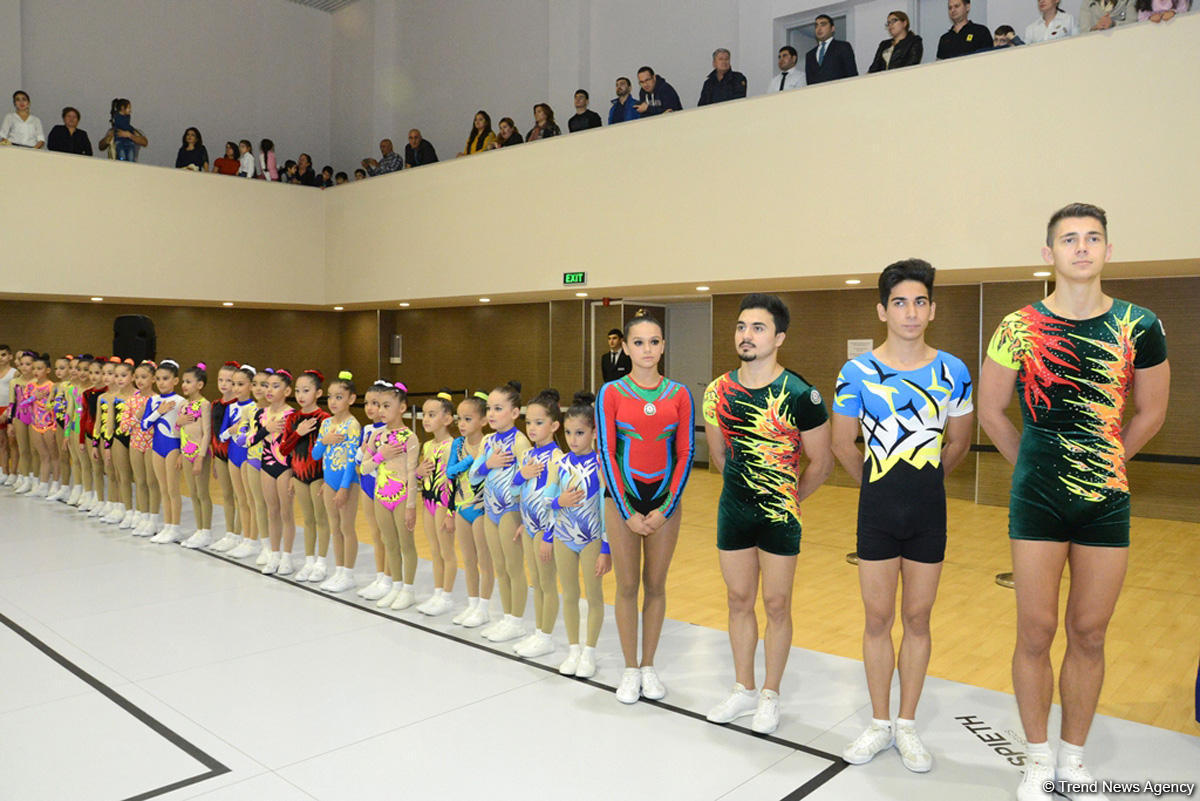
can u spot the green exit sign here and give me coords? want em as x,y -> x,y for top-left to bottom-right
563,271 -> 587,286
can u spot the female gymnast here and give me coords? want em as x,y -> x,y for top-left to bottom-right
93,359 -> 119,518
176,364 -> 213,547
356,383 -> 392,601
415,390 -> 457,616
254,369 -> 296,575
27,354 -> 58,497
79,358 -> 106,512
10,351 -> 36,494
234,368 -> 272,563
311,371 -> 361,593
203,362 -> 241,549
126,361 -> 161,536
62,356 -> 88,506
0,345 -> 14,484
278,369 -> 331,581
105,360 -> 136,527
46,356 -> 71,500
447,391 -> 493,627
215,365 -> 259,556
143,359 -> 184,543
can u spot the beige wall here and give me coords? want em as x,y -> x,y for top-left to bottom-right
1,17 -> 1198,309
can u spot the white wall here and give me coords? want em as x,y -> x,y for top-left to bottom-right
0,0 -> 20,100
19,0 -> 333,170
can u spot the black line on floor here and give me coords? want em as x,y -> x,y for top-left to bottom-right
0,609 -> 231,801
196,548 -> 849,799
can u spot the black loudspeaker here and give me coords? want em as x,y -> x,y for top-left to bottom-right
112,315 -> 156,363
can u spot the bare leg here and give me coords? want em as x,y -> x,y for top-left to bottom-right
1011,539 -> 1070,744
606,499 -> 642,668
718,547 -> 761,689
194,455 -> 213,529
638,508 -> 681,668
858,557 -> 901,719
896,558 -> 942,719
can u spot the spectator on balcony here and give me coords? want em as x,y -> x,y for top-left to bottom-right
937,0 -> 992,58
174,127 -> 208,171
698,49 -> 748,105
806,17 -> 859,84
609,77 -> 641,124
1080,0 -> 1137,29
259,138 -> 279,181
46,107 -> 92,156
354,168 -> 367,180
568,91 -> 604,132
527,103 -> 561,141
405,129 -> 438,167
489,117 -> 524,148
1,90 -> 45,149
335,171 -> 348,185
1025,0 -> 1080,41
363,138 -> 403,176
97,120 -> 147,162
1136,0 -> 1188,22
869,12 -> 924,72
993,25 -> 1026,45
297,152 -> 320,186
237,141 -> 258,178
320,165 -> 334,187
767,46 -> 805,93
635,67 -> 683,116
459,111 -> 496,155
212,142 -> 239,175
282,159 -> 298,183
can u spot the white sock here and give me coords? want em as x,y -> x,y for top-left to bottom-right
873,718 -> 893,730
402,583 -> 413,593
315,556 -> 325,568
1027,741 -> 1053,762
1058,741 -> 1084,768
304,555 -> 315,567
896,717 -> 916,730
466,596 -> 479,608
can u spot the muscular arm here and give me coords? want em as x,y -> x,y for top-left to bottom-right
978,358 -> 1021,465
797,421 -> 833,503
941,411 -> 975,475
704,421 -> 726,474
1122,361 -> 1170,459
830,412 -> 863,486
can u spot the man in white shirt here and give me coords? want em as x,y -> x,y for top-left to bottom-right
1025,0 -> 1080,42
767,46 -> 806,93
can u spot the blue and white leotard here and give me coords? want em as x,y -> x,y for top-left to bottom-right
546,451 -> 609,554
220,398 -> 255,468
511,442 -> 561,539
313,416 -> 362,492
447,436 -> 484,524
470,427 -> 529,524
357,421 -> 385,499
141,393 -> 181,457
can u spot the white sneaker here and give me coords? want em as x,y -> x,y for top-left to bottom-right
228,539 -> 258,559
308,559 -> 327,583
150,515 -> 164,534
706,683 -> 759,724
276,553 -> 294,576
33,481 -> 50,498
452,598 -> 475,625
179,530 -> 202,548
255,544 -> 272,566
356,575 -> 377,598
14,476 -> 30,494
185,529 -> 214,549
87,499 -> 103,516
894,723 -> 932,772
516,631 -> 554,659
751,690 -> 781,735
164,525 -> 186,544
843,721 -> 895,765
485,617 -> 524,643
295,557 -> 314,582
209,533 -> 237,552
2,473 -> 14,486
261,551 -> 280,575
421,593 -> 453,616
1017,756 -> 1056,801
67,484 -> 82,505
461,602 -> 490,628
149,527 -> 170,544
118,510 -> 136,529
376,587 -> 402,609
615,668 -> 641,704
576,646 -> 597,678
323,567 -> 356,594
390,587 -> 416,610
362,576 -> 392,602
559,644 -> 582,675
640,666 -> 666,700
47,482 -> 65,501
1056,757 -> 1108,800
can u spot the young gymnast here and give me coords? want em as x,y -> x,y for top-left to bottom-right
470,380 -> 533,644
46,356 -> 71,500
126,361 -> 161,536
79,359 -> 106,511
176,364 -> 214,547
10,351 -> 36,494
0,345 -> 14,484
105,361 -> 137,527
278,369 -> 331,581
27,354 -> 58,497
311,371 -> 361,593
93,359 -> 119,518
546,391 -> 611,677
200,362 -> 240,549
214,365 -> 259,556
360,381 -> 420,610
415,390 -> 458,616
62,356 -> 87,506
356,383 -> 392,600
510,388 -> 565,659
446,391 -> 493,627
234,369 -> 272,562
143,360 -> 184,543
254,369 -> 297,574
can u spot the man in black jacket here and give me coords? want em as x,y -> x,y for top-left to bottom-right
404,129 -> 438,168
936,0 -> 992,59
806,15 -> 859,84
698,49 -> 748,106
600,329 -> 632,384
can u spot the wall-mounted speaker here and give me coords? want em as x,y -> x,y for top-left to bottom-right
113,315 -> 156,363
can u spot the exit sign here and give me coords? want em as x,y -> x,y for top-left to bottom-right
563,271 -> 587,286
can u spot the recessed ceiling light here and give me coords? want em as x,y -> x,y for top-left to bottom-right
575,291 -> 588,297
333,306 -> 344,311
479,297 -> 491,303
696,285 -> 710,291
90,297 -> 104,302
398,302 -> 410,307
1033,271 -> 1051,278
222,302 -> 234,307
845,279 -> 862,285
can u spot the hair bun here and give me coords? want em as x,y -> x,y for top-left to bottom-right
473,391 -> 489,401
539,388 -> 560,403
572,391 -> 595,406
372,379 -> 392,389
241,364 -> 257,375
223,360 -> 240,368
506,380 -> 522,393
395,382 -> 407,392
304,369 -> 325,383
338,370 -> 353,380
196,362 -> 207,370
161,359 -> 179,368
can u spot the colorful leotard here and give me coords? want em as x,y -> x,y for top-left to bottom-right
81,386 -> 105,444
279,408 -> 330,484
312,415 -> 362,491
470,427 -> 532,523
358,421 -> 385,499
220,399 -> 255,467
14,381 -> 35,425
447,436 -> 484,523
123,392 -> 152,452
419,437 -> 454,514
52,383 -> 68,430
511,442 -> 562,539
112,395 -> 133,446
62,384 -> 82,440
141,393 -> 182,457
596,375 -> 695,520
545,451 -> 609,554
367,427 -> 418,511
178,399 -> 206,462
98,395 -> 116,448
211,398 -> 232,462
252,406 -> 295,479
986,299 -> 1167,547
30,381 -> 55,433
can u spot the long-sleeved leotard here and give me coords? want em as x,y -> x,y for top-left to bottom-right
249,406 -> 294,478
419,437 -> 454,513
278,408 -> 330,484
595,375 -> 695,520
140,393 -> 182,457
545,450 -> 609,554
511,442 -> 562,539
210,398 -> 232,461
122,392 -> 152,452
312,415 -> 361,491
447,436 -> 484,523
361,426 -> 419,510
220,398 -> 255,467
30,381 -> 55,433
357,421 -> 385,499
469,427 -> 532,523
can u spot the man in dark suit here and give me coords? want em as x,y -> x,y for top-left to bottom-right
404,128 -> 438,168
805,15 -> 859,84
600,328 -> 632,384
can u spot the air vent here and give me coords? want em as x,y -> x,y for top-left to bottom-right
285,0 -> 359,12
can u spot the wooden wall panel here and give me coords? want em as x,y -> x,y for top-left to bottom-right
549,300 -> 586,400
337,310 -> 379,391
591,304 -> 624,393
